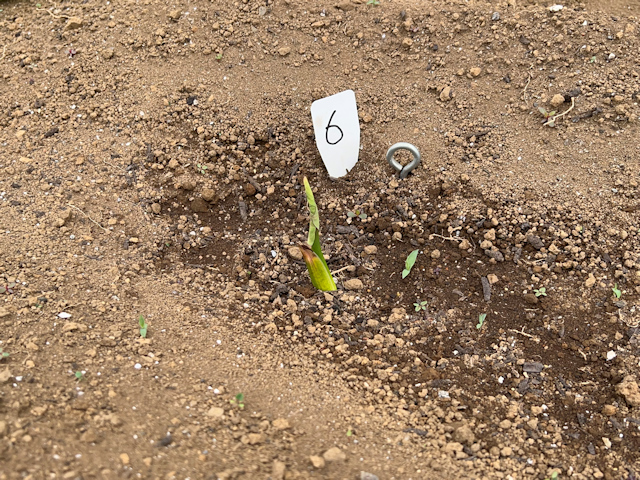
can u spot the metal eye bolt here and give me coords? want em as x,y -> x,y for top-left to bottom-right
386,142 -> 421,179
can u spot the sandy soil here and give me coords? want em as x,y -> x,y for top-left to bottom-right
1,0 -> 640,478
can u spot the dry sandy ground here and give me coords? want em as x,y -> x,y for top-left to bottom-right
1,0 -> 640,478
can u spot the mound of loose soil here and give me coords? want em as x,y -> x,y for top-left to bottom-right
1,0 -> 639,478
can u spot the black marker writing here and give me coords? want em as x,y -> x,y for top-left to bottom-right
325,110 -> 344,145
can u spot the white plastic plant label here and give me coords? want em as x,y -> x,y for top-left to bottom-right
310,90 -> 360,178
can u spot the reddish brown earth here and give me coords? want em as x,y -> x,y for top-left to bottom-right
1,0 -> 640,479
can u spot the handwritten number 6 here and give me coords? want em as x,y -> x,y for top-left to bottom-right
325,110 -> 344,145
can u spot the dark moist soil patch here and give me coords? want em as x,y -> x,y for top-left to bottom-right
154,170 -> 640,463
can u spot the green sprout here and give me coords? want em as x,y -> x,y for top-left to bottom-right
230,393 -> 245,409
138,315 -> 148,338
545,472 -> 559,480
346,429 -> 353,437
0,348 -> 9,360
538,106 -> 557,127
476,313 -> 487,330
75,371 -> 85,381
196,163 -> 208,175
0,282 -> 17,294
366,0 -> 380,5
612,284 -> 622,299
534,287 -> 547,297
300,177 -> 337,292
347,210 -> 367,220
402,249 -> 419,279
413,300 -> 428,312
215,53 -> 223,61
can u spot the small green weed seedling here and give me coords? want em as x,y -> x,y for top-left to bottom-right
402,250 -> 419,279
367,0 -> 380,5
538,106 -> 557,126
414,300 -> 428,312
347,210 -> 367,220
476,313 -> 487,330
346,429 -> 353,437
534,287 -> 547,297
230,393 -> 245,409
545,472 -> 559,480
75,371 -> 85,382
0,348 -> 9,360
215,53 -> 223,61
196,163 -> 208,175
612,284 -> 622,299
540,98 -> 575,127
1,282 -> 17,294
138,315 -> 148,338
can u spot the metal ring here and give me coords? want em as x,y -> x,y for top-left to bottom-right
386,142 -> 421,179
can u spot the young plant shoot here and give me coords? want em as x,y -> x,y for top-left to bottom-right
230,393 -> 245,409
301,177 -> 337,292
402,250 -> 419,279
534,287 -> 547,297
476,313 -> 487,330
138,315 -> 148,338
414,300 -> 428,312
612,284 -> 622,299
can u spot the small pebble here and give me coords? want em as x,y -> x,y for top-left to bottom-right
322,447 -> 346,463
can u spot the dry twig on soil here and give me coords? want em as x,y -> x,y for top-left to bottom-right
102,158 -> 126,172
330,266 -> 354,276
521,73 -> 532,105
509,328 -> 540,342
67,204 -> 108,232
429,233 -> 461,243
42,4 -> 70,19
543,97 -> 576,126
